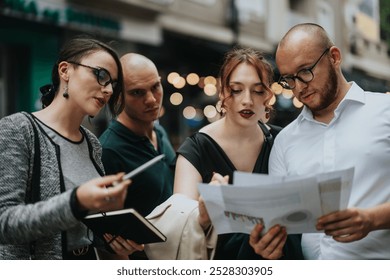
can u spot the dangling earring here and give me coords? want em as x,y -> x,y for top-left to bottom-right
265,108 -> 270,120
63,85 -> 69,99
216,100 -> 227,116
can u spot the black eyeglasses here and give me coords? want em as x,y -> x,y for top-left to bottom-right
278,48 -> 330,90
68,61 -> 118,90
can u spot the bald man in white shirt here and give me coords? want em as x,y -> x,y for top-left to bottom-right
249,23 -> 390,260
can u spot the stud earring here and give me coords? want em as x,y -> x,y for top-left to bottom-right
63,85 -> 69,99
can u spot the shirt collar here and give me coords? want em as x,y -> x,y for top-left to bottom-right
111,119 -> 158,143
297,81 -> 365,124
340,81 -> 365,105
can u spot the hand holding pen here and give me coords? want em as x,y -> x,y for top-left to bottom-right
76,173 -> 131,212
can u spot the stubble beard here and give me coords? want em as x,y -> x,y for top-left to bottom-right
307,66 -> 339,113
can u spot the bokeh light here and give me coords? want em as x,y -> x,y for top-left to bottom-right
271,82 -> 283,95
170,92 -> 183,105
204,76 -> 217,85
173,76 -> 186,89
167,72 -> 180,84
183,106 -> 197,119
293,97 -> 303,108
204,84 -> 217,96
186,73 -> 200,85
203,105 -> 217,118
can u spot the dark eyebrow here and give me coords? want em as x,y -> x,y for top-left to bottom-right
254,82 -> 265,86
280,59 -> 313,77
229,81 -> 263,85
280,73 -> 294,78
129,88 -> 144,92
125,88 -> 143,95
97,66 -> 115,78
281,49 -> 328,77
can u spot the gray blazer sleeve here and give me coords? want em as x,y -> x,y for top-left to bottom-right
0,114 -> 79,244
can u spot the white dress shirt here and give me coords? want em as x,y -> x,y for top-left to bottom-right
270,82 -> 390,259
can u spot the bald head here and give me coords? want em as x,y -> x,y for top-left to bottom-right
117,53 -> 163,125
278,23 -> 334,52
120,53 -> 158,78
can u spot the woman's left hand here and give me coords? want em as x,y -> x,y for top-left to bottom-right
198,172 -> 229,230
210,172 -> 229,185
198,196 -> 211,230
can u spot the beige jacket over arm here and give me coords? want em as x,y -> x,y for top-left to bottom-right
145,194 -> 217,260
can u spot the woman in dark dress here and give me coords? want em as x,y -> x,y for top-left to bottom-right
173,47 -> 302,260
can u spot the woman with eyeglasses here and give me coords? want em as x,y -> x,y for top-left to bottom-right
0,37 -> 141,260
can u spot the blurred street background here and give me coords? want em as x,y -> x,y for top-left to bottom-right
1,0 -> 389,149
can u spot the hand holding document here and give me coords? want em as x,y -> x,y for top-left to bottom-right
197,167 -> 354,235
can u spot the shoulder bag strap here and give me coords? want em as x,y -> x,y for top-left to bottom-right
257,121 -> 275,173
258,121 -> 274,145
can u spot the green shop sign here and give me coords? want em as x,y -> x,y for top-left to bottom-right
2,0 -> 120,31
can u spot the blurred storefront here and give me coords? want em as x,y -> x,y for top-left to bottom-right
0,0 -> 164,137
0,0 -> 169,113
1,0 -> 389,147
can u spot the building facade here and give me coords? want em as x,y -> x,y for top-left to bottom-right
1,0 -> 389,144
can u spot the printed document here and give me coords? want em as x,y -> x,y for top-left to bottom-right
198,167 -> 354,234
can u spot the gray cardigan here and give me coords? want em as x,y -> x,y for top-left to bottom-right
0,112 -> 104,259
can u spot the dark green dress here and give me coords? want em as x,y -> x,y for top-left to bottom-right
177,122 -> 303,260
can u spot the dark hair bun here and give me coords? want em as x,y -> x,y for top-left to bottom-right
39,84 -> 56,108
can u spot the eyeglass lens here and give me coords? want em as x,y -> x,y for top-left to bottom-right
68,61 -> 117,89
279,48 -> 329,89
284,70 -> 313,89
96,69 -> 109,86
94,69 -> 117,89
